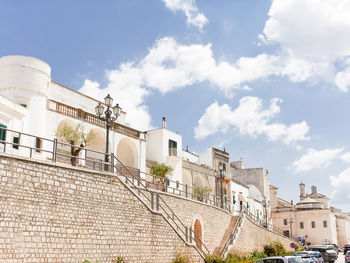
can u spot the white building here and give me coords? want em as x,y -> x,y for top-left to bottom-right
0,55 -> 146,174
271,183 -> 350,246
146,117 -> 183,186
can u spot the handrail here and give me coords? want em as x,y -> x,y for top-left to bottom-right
139,170 -> 231,212
242,206 -> 299,242
219,212 -> 244,257
111,154 -> 210,258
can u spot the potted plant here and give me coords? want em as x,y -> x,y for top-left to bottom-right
149,163 -> 173,192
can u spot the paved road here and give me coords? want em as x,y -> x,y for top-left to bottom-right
336,253 -> 345,263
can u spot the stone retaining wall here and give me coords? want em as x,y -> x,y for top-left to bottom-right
157,192 -> 232,253
233,216 -> 296,253
0,154 -> 202,263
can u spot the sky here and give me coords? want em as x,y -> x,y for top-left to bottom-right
2,0 -> 350,211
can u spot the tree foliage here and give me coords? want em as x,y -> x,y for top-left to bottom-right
56,124 -> 95,166
150,163 -> 173,184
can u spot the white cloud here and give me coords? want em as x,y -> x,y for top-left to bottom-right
330,168 -> 350,205
140,37 -> 280,96
79,37 -> 283,129
335,67 -> 350,92
194,96 -> 310,146
259,0 -> 350,89
292,148 -> 344,173
162,0 -> 208,29
78,64 -> 152,131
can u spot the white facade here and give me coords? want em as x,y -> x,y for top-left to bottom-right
0,55 -> 146,174
146,123 -> 183,185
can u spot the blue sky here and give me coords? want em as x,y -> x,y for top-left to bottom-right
2,0 -> 350,211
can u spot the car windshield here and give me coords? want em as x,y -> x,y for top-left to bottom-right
288,257 -> 304,263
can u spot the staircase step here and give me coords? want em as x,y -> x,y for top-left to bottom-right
213,215 -> 238,254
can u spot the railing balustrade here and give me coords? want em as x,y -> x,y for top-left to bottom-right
48,100 -> 142,139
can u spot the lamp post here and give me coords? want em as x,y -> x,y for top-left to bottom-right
262,199 -> 270,228
95,94 -> 122,171
288,216 -> 294,238
218,163 -> 226,209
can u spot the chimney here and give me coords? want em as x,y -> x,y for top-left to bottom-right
311,185 -> 317,194
299,182 -> 305,197
162,117 -> 167,128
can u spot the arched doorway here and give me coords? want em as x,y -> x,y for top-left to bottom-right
194,219 -> 202,250
116,138 -> 138,168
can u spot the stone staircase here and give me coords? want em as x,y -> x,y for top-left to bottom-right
213,215 -> 239,254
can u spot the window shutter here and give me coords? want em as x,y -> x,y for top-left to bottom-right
174,141 -> 177,156
13,137 -> 19,149
0,123 -> 7,141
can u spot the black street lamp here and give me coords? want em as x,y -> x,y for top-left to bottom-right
95,94 -> 122,170
218,163 -> 226,209
262,199 -> 270,228
288,216 -> 294,238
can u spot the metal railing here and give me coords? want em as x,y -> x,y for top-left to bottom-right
137,171 -> 232,213
242,206 -> 298,242
0,127 -> 209,259
219,212 -> 244,257
111,154 -> 210,258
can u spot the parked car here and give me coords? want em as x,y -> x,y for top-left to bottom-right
294,251 -> 324,263
255,256 -> 304,263
308,245 -> 338,263
344,244 -> 350,255
345,251 -> 350,263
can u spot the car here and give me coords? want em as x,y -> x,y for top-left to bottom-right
308,245 -> 338,263
344,244 -> 350,255
255,256 -> 304,263
346,251 -> 350,263
294,251 -> 324,263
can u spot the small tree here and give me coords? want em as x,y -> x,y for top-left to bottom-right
193,186 -> 212,201
56,124 -> 95,166
150,163 -> 173,184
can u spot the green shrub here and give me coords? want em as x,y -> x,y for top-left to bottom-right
263,241 -> 286,256
250,249 -> 267,259
172,249 -> 194,263
273,241 -> 286,255
204,254 -> 225,263
112,256 -> 126,263
263,243 -> 276,257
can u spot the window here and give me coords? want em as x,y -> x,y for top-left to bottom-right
239,201 -> 243,211
300,222 -> 304,229
323,220 -> 327,228
284,219 -> 288,225
232,194 -> 236,204
311,221 -> 316,228
283,230 -> 290,237
13,136 -> 19,149
35,137 -> 42,153
0,123 -> 7,142
168,139 -> 177,156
